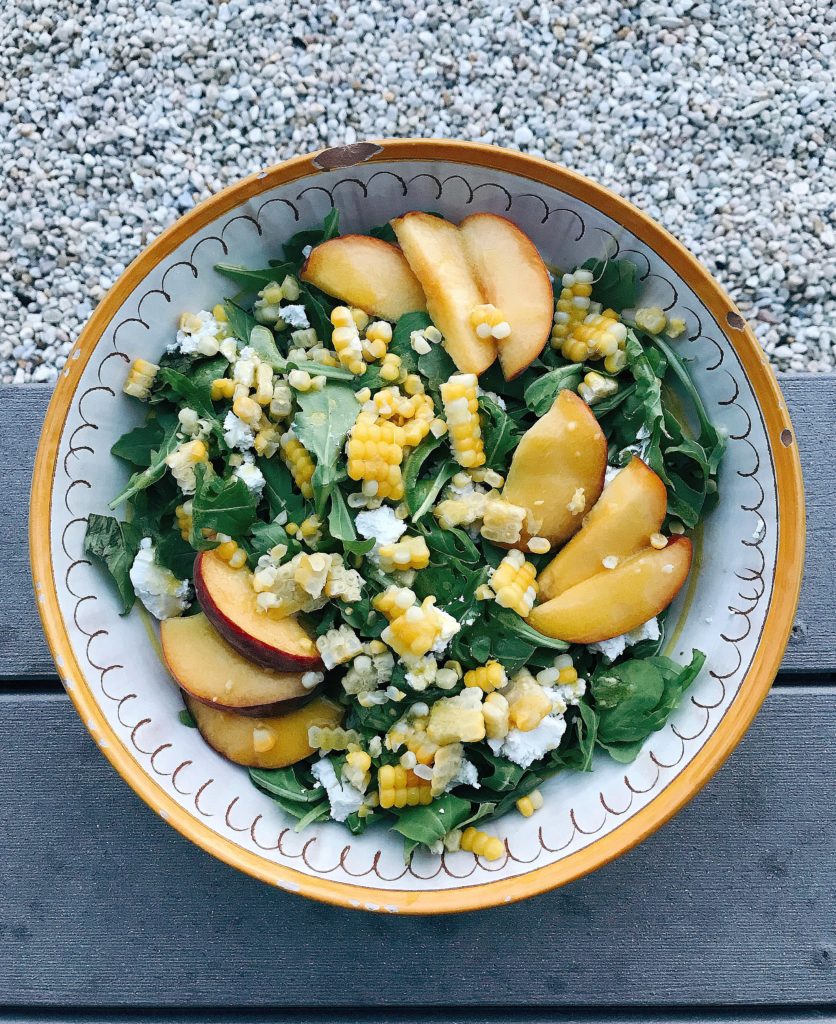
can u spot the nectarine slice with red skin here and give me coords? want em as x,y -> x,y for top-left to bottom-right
527,536 -> 693,644
194,551 -> 323,672
391,212 -> 497,375
458,213 -> 553,380
161,612 -> 318,717
501,389 -> 607,548
300,235 -> 426,321
184,693 -> 343,769
537,457 -> 668,600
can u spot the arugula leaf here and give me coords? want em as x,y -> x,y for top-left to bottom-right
155,528 -> 197,580
402,434 -> 457,522
421,524 -> 481,565
256,457 -> 309,524
250,766 -> 322,803
283,208 -> 340,267
487,605 -> 570,652
110,421 -> 165,467
108,419 -> 180,509
523,364 -> 583,416
190,464 -> 258,542
391,794 -> 472,847
246,324 -> 285,372
178,708 -> 197,728
223,300 -> 257,346
327,486 -> 357,543
470,748 -> 526,792
593,650 -> 705,761
286,359 -> 353,383
293,383 -> 359,515
553,701 -> 599,772
417,344 -> 457,395
246,518 -> 299,565
389,311 -> 431,375
479,395 -> 521,469
215,263 -> 294,291
156,364 -> 225,439
83,514 -> 141,614
581,257 -> 639,310
297,282 -> 335,341
368,221 -> 397,243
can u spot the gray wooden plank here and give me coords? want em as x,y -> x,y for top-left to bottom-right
2,377 -> 831,680
0,1013 -> 833,1024
0,688 -> 833,1008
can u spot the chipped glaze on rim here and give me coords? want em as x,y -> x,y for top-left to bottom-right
30,140 -> 805,914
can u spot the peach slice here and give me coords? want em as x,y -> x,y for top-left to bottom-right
184,693 -> 343,769
193,551 -> 323,672
391,212 -> 497,375
502,389 -> 607,548
537,457 -> 668,600
301,234 -> 427,321
161,613 -> 317,717
459,213 -> 553,380
528,536 -> 693,643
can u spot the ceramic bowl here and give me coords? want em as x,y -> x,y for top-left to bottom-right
30,140 -> 805,913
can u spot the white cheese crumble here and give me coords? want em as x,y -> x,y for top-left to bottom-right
488,715 -> 567,769
446,758 -> 480,791
129,539 -> 191,620
309,758 -> 364,822
355,506 -> 407,551
279,304 -> 310,329
223,410 -> 255,451
169,310 -> 224,357
233,457 -> 266,496
587,616 -> 661,662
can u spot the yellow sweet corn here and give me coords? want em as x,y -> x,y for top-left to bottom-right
386,723 -> 439,765
123,358 -> 159,400
381,596 -> 459,659
635,306 -> 668,335
463,660 -> 507,693
165,439 -> 209,495
430,742 -> 464,797
373,585 -> 417,621
379,351 -> 402,382
346,411 -> 406,500
490,549 -> 538,617
570,310 -> 628,359
174,502 -> 192,541
362,320 -> 393,361
293,552 -> 331,596
427,688 -> 485,745
506,672 -> 552,731
460,826 -> 504,861
377,535 -> 431,573
550,269 -> 594,351
279,429 -> 315,498
378,764 -> 433,809
214,535 -> 248,570
480,495 -> 527,545
440,373 -> 486,469
666,317 -> 687,339
470,303 -> 511,340
578,371 -> 619,406
330,306 -> 366,375
253,420 -> 281,458
516,789 -> 544,818
210,377 -> 236,401
343,749 -> 372,791
482,691 -> 510,740
307,726 -> 362,752
232,393 -> 262,427
212,303 -> 228,323
253,362 -> 274,405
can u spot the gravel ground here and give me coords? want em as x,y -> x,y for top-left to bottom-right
2,0 -> 834,384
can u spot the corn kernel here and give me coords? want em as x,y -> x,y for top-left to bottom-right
635,306 -> 668,335
463,660 -> 507,693
516,789 -> 544,818
490,549 -> 538,618
460,826 -> 504,861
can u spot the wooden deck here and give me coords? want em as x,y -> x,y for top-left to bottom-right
1,378 -> 834,1021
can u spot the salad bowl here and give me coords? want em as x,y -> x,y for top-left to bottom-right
30,139 -> 804,913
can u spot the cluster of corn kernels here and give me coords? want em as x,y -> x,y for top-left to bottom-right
341,640 -> 395,694
566,310 -> 629,372
343,750 -> 372,792
316,624 -> 364,670
278,428 -> 315,498
377,593 -> 458,659
409,324 -> 443,354
386,721 -> 440,766
479,495 -> 528,545
440,373 -> 486,469
346,411 -> 407,500
164,439 -> 209,495
253,275 -> 301,325
517,789 -> 544,818
307,726 -> 362,752
287,368 -> 326,393
482,691 -> 510,739
578,370 -> 619,405
377,535 -> 431,573
214,534 -> 248,570
373,585 -> 418,621
490,549 -> 538,618
378,764 -> 433,808
330,306 -> 367,375
379,351 -> 402,382
460,826 -> 504,861
361,320 -> 394,361
253,420 -> 282,458
430,742 -> 464,797
285,515 -> 323,545
550,269 -> 594,346
253,550 -> 327,618
174,502 -> 192,541
470,303 -> 511,341
367,386 -> 436,446
463,660 -> 507,693
634,306 -> 668,335
177,308 -> 235,359
123,358 -> 159,400
505,671 -> 553,731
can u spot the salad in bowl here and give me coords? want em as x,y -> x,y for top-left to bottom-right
85,206 -> 725,861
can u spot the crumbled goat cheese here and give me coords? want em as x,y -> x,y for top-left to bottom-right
309,758 -> 364,822
430,605 -> 461,656
587,617 -> 661,662
169,310 -> 224,356
223,410 -> 255,451
355,506 -> 407,550
233,458 -> 266,496
129,539 -> 191,620
446,758 -> 480,791
279,304 -> 310,329
489,715 -> 567,769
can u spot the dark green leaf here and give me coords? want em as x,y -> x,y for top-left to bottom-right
391,794 -> 472,846
250,766 -> 322,803
368,221 -> 397,243
297,282 -> 335,341
417,344 -> 457,394
223,300 -> 257,345
581,257 -> 640,310
246,324 -> 285,372
283,208 -> 340,267
215,264 -> 292,291
328,487 -> 357,543
487,605 -> 570,652
178,708 -> 197,728
155,528 -> 197,580
257,457 -> 309,524
108,419 -> 180,509
190,464 -> 258,541
293,383 -> 360,515
479,396 -> 521,469
390,311 -> 431,375
110,422 -> 165,467
523,364 -> 583,416
83,514 -> 142,614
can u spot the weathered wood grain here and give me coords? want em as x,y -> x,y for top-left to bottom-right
1,688 -> 833,1008
2,377 -> 831,679
0,1014 -> 832,1024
